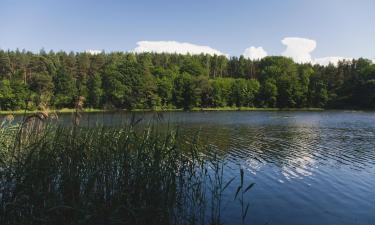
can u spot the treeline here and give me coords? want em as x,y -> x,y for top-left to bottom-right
0,49 -> 374,111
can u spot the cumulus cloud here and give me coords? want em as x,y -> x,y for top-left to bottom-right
133,41 -> 227,56
131,38 -> 357,66
243,46 -> 267,60
281,37 -> 316,63
279,37 -> 354,66
85,49 -> 102,55
313,57 -> 352,66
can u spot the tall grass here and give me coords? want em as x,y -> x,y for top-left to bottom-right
0,114 -> 252,225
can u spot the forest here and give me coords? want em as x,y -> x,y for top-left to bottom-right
0,49 -> 374,111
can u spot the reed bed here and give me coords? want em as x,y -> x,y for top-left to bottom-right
0,114 -> 253,225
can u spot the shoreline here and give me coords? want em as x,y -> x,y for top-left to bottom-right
0,107 -> 345,115
1,107 -> 374,115
2,107 -> 375,115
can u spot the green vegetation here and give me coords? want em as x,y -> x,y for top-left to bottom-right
0,108 -> 105,115
0,115 -> 253,225
0,107 -> 325,115
0,50 -> 374,111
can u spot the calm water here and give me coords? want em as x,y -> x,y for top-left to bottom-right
6,111 -> 375,225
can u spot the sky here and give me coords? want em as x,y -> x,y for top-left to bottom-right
1,0 -> 374,65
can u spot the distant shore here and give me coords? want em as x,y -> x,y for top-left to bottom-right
0,107 -> 327,115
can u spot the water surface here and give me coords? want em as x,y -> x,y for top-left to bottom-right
6,111 -> 375,225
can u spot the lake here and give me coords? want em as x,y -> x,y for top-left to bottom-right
5,110 -> 375,225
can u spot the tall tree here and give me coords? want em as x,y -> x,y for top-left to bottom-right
87,73 -> 103,108
53,67 -> 77,108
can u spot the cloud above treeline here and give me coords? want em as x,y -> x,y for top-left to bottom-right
133,41 -> 227,57
280,37 -> 352,65
243,37 -> 352,65
313,56 -> 353,66
281,37 -> 316,63
243,46 -> 268,60
125,38 -> 357,65
85,49 -> 102,55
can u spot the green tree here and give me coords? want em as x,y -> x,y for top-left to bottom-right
0,80 -> 15,110
308,70 -> 328,107
195,76 -> 212,107
10,80 -> 29,110
53,67 -> 77,108
229,79 -> 260,107
29,72 -> 54,107
180,56 -> 207,77
259,78 -> 278,107
102,64 -> 129,109
353,79 -> 375,108
0,49 -> 374,111
173,73 -> 200,110
75,53 -> 90,98
157,77 -> 173,107
87,73 -> 103,108
211,78 -> 233,107
0,51 -> 12,79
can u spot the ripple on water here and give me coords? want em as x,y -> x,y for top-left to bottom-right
4,111 -> 375,225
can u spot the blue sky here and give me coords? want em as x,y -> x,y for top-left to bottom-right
1,0 -> 374,64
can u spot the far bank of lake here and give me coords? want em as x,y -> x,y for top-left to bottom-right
0,107 -> 326,115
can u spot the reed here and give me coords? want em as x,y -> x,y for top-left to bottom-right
0,115 -> 252,225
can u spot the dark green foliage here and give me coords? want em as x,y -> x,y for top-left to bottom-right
0,50 -> 374,110
157,77 -> 173,107
211,78 -> 232,107
229,79 -> 260,107
53,67 -> 77,108
0,80 -> 15,110
102,63 -> 130,108
259,78 -> 278,107
353,79 -> 375,108
87,73 -> 103,108
173,72 -> 200,110
180,56 -> 208,76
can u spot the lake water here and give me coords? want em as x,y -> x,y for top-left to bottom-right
6,111 -> 375,225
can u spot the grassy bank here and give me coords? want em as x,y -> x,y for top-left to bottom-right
0,117 -> 253,225
0,107 -> 324,115
0,108 -> 106,115
191,107 -> 324,111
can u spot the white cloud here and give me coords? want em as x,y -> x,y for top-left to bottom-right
281,37 -> 316,63
243,46 -> 267,60
313,57 -> 352,66
85,49 -> 102,55
133,41 -> 227,56
280,37 -> 353,66
131,38 -> 358,66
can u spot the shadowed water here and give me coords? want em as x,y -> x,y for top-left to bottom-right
4,111 -> 375,225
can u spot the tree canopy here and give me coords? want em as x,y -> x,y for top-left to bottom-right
0,49 -> 374,110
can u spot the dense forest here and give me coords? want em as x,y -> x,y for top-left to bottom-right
0,49 -> 374,111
